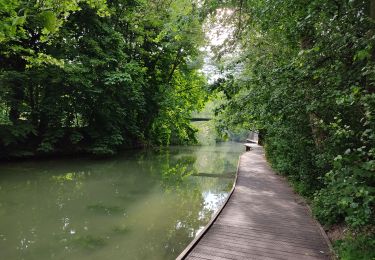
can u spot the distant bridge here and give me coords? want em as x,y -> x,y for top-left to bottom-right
190,117 -> 212,121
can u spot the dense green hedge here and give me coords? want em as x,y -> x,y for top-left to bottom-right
214,1 -> 374,257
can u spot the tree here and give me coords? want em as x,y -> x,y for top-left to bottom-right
211,0 -> 374,256
0,0 -> 207,157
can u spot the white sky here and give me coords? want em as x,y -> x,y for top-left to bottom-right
200,8 -> 236,83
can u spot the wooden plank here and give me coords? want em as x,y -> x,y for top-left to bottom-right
215,220 -> 323,236
178,145 -> 333,259
209,225 -> 327,247
186,256 -> 211,260
193,244 -> 328,260
204,232 -> 328,251
199,237 -> 329,257
190,248 -> 278,260
189,251 -> 241,260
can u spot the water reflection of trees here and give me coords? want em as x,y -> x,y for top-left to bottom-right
137,148 -> 237,259
0,144 -> 241,259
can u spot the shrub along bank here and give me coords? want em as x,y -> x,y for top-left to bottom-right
213,1 -> 375,258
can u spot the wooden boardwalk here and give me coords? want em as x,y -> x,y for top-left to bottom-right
178,145 -> 331,260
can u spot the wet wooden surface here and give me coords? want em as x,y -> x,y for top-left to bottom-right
184,145 -> 331,260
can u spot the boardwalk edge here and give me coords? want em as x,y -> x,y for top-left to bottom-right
175,153 -> 243,260
304,200 -> 336,259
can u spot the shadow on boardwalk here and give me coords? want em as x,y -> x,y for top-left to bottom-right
180,144 -> 332,260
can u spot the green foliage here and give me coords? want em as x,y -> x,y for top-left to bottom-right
150,70 -> 207,145
212,0 -> 375,242
334,233 -> 375,260
0,0 -> 207,157
0,0 -> 108,66
314,92 -> 375,228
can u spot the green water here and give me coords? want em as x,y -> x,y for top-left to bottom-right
0,142 -> 242,260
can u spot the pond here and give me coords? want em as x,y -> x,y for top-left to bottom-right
0,142 -> 243,260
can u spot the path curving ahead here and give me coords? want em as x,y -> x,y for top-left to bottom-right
179,144 -> 332,260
